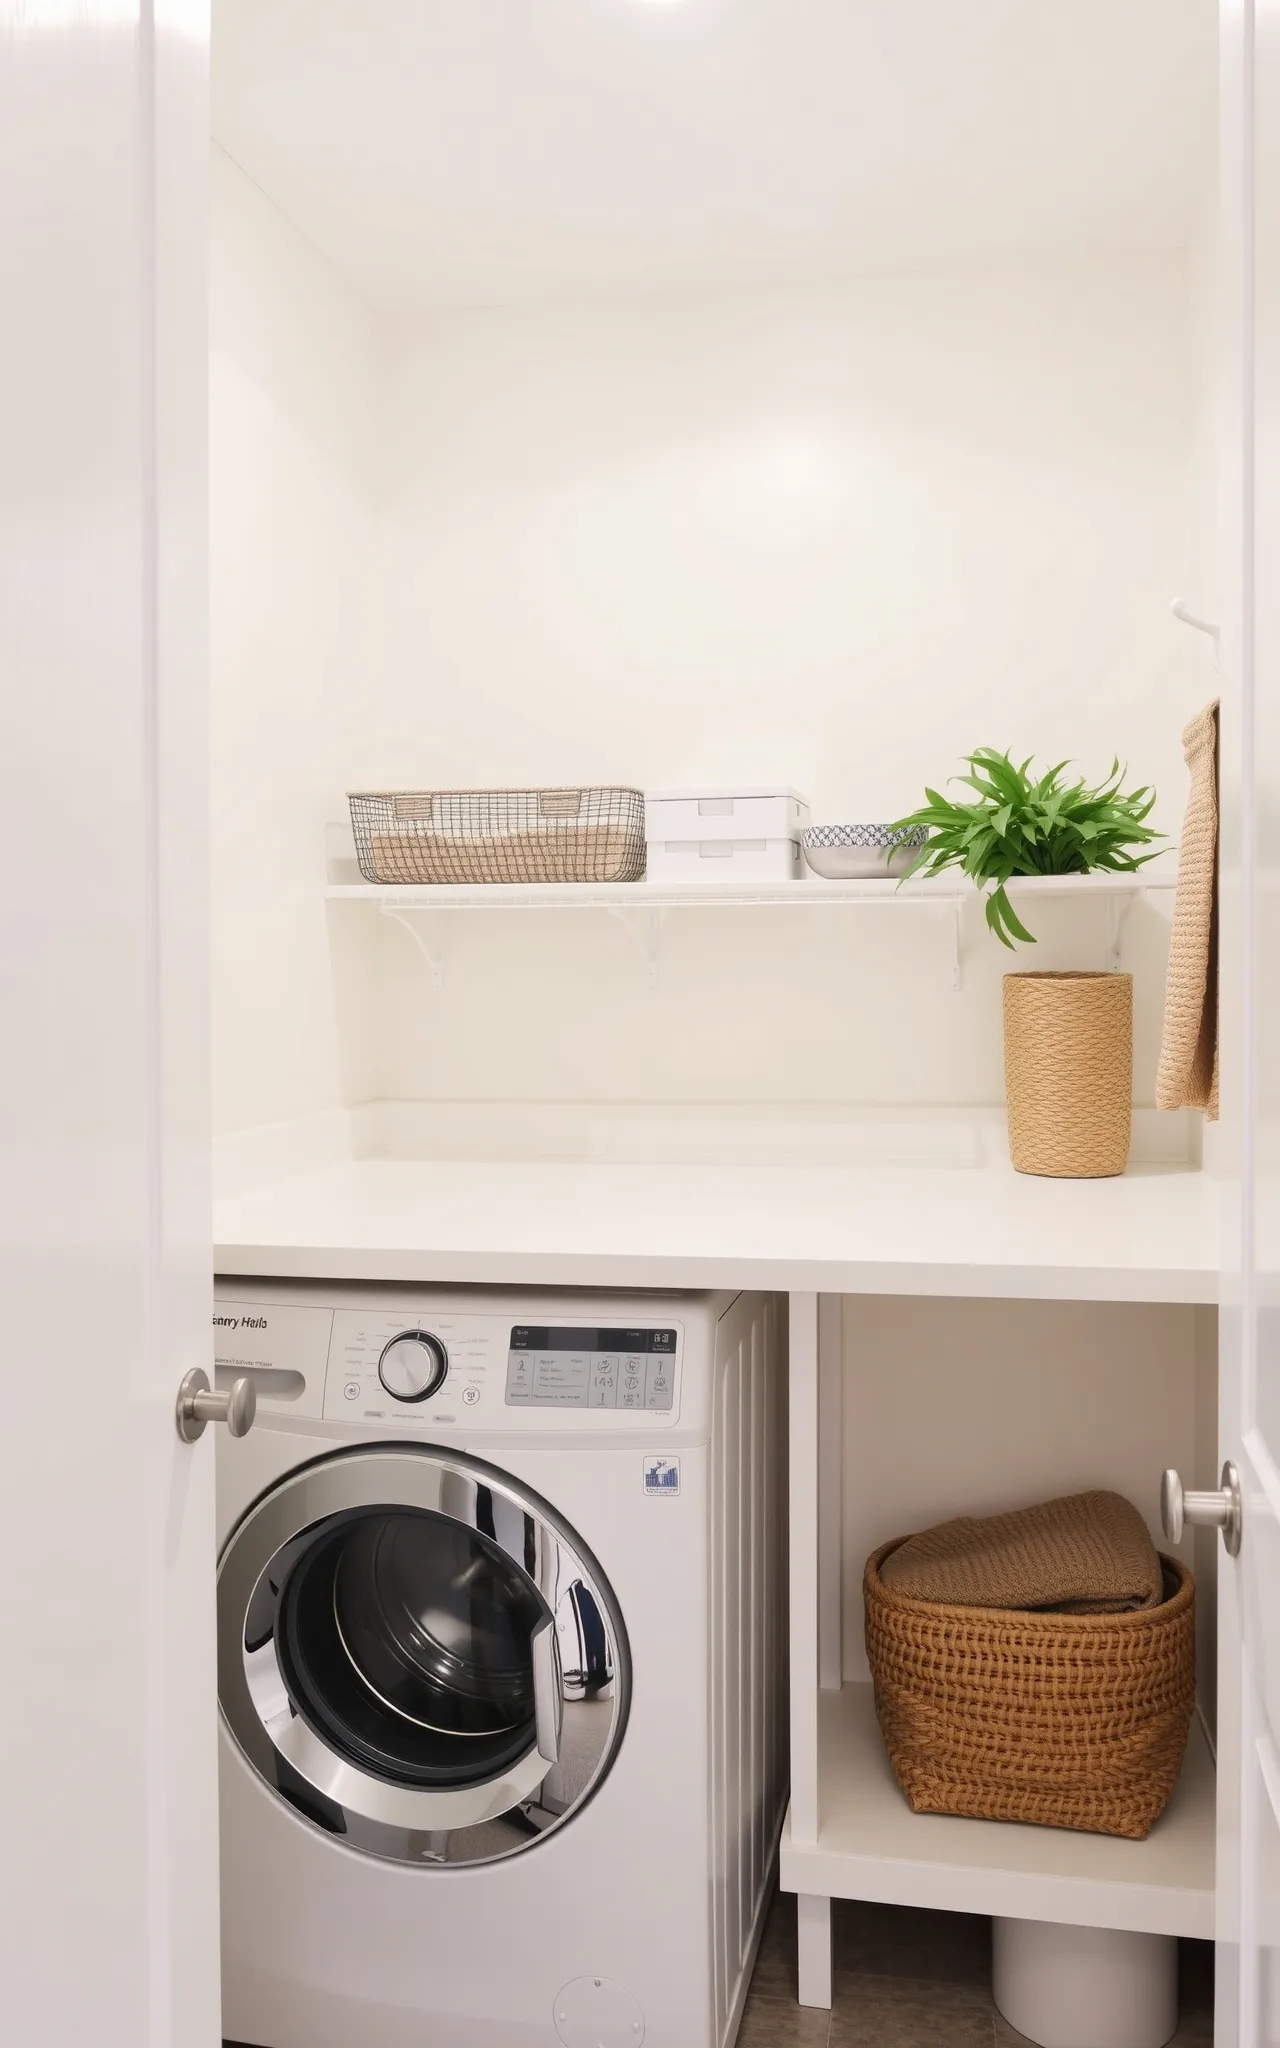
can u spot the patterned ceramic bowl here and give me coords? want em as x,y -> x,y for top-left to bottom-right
800,823 -> 930,880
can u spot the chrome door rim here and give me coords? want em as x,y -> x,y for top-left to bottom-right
218,1445 -> 630,1866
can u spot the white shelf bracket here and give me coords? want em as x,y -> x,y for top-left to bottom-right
606,906 -> 664,994
1106,892 -> 1139,974
949,895 -> 963,992
380,905 -> 445,991
1171,598 -> 1221,669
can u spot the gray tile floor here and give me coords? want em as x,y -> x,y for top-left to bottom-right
739,1894 -> 1216,2047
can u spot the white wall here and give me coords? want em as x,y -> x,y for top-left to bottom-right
839,1296 -> 1212,1689
209,164 -> 1206,1129
210,147 -> 378,1136
1185,198 -> 1225,708
348,260 -> 1200,1120
371,262 -> 1199,814
843,1294 -> 1212,1695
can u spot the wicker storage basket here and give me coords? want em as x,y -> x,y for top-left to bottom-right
864,1540 -> 1195,1840
1003,970 -> 1133,1178
348,787 -> 646,885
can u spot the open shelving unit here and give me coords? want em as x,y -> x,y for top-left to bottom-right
781,1290 -> 1218,2011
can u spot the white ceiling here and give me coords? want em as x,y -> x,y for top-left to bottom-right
212,0 -> 1216,313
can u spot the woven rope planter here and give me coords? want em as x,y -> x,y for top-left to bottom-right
1003,970 -> 1133,1178
865,1542 -> 1196,1840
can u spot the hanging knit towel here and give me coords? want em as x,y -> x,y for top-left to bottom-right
1156,700 -> 1220,1120
877,1490 -> 1164,1614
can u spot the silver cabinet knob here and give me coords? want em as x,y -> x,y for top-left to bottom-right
1161,1460 -> 1242,1557
175,1366 -> 257,1444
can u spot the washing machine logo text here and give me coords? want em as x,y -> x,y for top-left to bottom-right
643,1455 -> 680,1497
212,1314 -> 267,1331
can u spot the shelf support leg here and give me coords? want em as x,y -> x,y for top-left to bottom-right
950,896 -> 963,992
796,1894 -> 833,2009
790,1293 -> 838,2010
818,1294 -> 843,1692
381,906 -> 445,991
1106,892 -> 1138,973
788,1295 -> 840,2011
789,1293 -> 820,1846
606,907 -> 664,994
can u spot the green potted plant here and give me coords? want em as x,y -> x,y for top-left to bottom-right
892,750 -> 1163,1178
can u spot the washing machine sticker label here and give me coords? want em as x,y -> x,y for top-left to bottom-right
643,1455 -> 681,1497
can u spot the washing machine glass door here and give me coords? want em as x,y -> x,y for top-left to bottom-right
218,1446 -> 629,1866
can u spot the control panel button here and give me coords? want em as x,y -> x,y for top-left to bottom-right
343,1380 -> 361,1401
644,1359 -> 674,1410
378,1330 -> 448,1404
461,1387 -> 481,1407
590,1356 -> 619,1409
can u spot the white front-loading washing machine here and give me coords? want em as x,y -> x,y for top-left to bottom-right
213,1280 -> 787,2048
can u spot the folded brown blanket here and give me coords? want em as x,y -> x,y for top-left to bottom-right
878,1490 -> 1163,1614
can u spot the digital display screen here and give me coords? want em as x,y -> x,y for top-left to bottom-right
510,1326 -> 677,1354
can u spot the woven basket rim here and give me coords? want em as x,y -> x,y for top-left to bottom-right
864,1537 -> 1193,1629
348,785 -> 645,800
1003,970 -> 1133,986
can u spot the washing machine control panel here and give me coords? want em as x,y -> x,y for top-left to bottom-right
250,1304 -> 689,1431
506,1326 -> 676,1410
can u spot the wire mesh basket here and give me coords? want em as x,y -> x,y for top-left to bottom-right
348,787 -> 647,885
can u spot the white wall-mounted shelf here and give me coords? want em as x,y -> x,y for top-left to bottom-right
325,872 -> 1170,910
326,869 -> 1177,992
779,1684 -> 1215,1944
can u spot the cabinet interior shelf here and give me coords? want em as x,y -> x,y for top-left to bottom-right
779,1683 -> 1215,1942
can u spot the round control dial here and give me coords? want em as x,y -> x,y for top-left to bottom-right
377,1330 -> 448,1404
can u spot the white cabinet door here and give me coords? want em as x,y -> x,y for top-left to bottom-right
1219,4 -> 1280,2043
0,5 -> 219,2044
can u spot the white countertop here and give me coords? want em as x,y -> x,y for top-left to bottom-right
214,1155 -> 1218,1303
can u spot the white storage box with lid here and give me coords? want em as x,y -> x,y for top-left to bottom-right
644,786 -> 810,884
